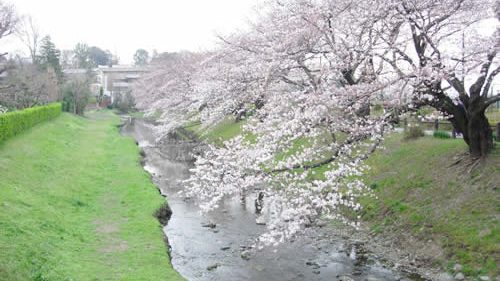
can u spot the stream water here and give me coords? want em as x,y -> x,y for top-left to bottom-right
122,118 -> 422,281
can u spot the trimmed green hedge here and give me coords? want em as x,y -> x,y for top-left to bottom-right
0,103 -> 62,143
433,130 -> 451,139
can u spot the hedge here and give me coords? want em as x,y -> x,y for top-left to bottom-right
0,103 -> 62,143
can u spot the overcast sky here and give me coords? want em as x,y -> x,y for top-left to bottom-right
3,0 -> 258,63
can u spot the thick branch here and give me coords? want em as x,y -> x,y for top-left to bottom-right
446,74 -> 469,106
470,51 -> 497,98
483,94 -> 500,109
482,65 -> 500,98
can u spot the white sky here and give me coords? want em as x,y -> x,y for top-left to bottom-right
3,0 -> 257,63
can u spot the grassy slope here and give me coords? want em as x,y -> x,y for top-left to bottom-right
0,111 -> 183,281
363,135 -> 499,277
184,117 -> 247,146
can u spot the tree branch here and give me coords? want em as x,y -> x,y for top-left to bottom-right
470,50 -> 497,98
484,94 -> 500,109
482,65 -> 500,98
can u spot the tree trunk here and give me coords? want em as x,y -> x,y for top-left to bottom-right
450,106 -> 494,158
466,111 -> 493,158
441,96 -> 494,158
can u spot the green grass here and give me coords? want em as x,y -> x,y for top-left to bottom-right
486,108 -> 500,125
128,111 -> 145,119
362,135 -> 499,277
184,117 -> 248,146
0,111 -> 183,281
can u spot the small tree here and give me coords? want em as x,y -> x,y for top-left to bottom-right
62,76 -> 90,115
73,42 -> 92,69
113,91 -> 135,113
0,1 -> 18,74
16,15 -> 40,64
96,86 -> 104,107
89,46 -> 111,66
38,35 -> 62,81
133,49 -> 149,66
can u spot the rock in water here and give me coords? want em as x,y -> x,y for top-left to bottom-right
201,222 -> 216,228
241,250 -> 251,260
206,263 -> 220,271
255,192 -> 264,214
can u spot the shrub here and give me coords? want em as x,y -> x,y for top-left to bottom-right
113,91 -> 135,113
433,130 -> 451,139
0,103 -> 62,143
404,126 -> 424,140
62,80 -> 90,116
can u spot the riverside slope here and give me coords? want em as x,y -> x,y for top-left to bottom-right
0,111 -> 183,281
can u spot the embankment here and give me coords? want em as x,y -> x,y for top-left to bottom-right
0,111 -> 183,280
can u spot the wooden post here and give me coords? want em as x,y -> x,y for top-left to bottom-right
434,119 -> 439,131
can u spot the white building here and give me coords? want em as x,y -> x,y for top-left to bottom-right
95,65 -> 148,103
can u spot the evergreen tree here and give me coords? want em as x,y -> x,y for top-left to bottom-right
74,42 -> 92,69
38,35 -> 62,81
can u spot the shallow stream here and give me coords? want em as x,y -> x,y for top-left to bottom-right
122,118 -> 423,281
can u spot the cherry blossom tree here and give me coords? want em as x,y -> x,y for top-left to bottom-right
133,0 -> 394,245
378,0 -> 499,157
132,0 -> 499,244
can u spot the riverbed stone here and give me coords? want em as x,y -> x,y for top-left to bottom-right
479,276 -> 490,281
202,222 -> 216,228
337,275 -> 354,281
220,246 -> 231,251
305,261 -> 320,269
454,272 -> 465,280
241,250 -> 251,260
206,263 -> 220,271
255,217 -> 266,225
434,272 -> 454,281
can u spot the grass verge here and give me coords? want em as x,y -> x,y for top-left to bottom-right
0,111 -> 183,281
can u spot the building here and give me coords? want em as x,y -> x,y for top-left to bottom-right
95,65 -> 148,103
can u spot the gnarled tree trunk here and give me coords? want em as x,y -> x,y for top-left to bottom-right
466,111 -> 493,158
452,107 -> 494,158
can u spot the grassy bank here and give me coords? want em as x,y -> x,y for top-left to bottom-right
183,117 -> 246,146
0,111 -> 183,280
363,136 -> 499,277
